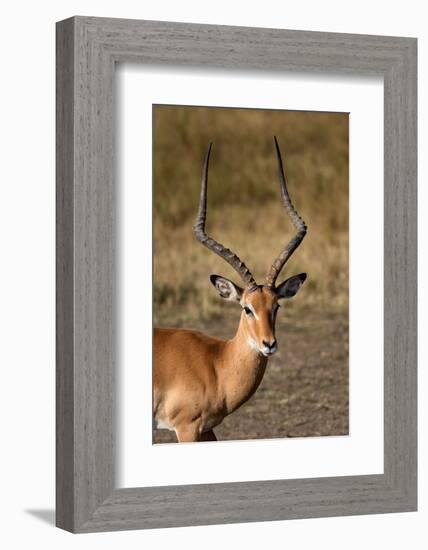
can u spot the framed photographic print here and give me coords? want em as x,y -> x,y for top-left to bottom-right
56,16 -> 417,532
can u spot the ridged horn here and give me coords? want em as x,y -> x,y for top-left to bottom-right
265,136 -> 307,288
193,143 -> 257,290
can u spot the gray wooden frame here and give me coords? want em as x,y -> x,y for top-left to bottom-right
56,16 -> 417,533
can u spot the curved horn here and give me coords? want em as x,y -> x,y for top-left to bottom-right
265,137 -> 307,288
193,143 -> 257,289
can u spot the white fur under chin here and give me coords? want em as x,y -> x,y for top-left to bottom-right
247,337 -> 276,357
248,337 -> 268,356
247,337 -> 259,351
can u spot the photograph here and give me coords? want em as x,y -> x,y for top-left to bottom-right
152,104 -> 349,443
0,1 -> 418,542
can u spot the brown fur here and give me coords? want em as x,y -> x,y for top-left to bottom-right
153,287 -> 279,442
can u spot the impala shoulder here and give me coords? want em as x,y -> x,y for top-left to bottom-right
155,328 -> 224,362
154,326 -> 223,349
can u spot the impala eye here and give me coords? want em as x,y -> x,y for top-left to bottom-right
244,306 -> 253,316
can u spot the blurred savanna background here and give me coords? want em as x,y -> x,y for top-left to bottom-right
153,104 -> 349,443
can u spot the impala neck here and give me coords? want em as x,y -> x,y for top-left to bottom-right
219,313 -> 269,414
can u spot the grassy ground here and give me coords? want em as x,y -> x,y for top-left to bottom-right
153,105 -> 349,442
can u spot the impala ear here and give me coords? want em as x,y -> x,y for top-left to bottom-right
210,275 -> 243,302
276,273 -> 307,299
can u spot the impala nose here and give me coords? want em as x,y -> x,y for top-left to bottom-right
262,339 -> 277,355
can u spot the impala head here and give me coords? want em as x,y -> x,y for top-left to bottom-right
193,137 -> 308,357
210,273 -> 306,356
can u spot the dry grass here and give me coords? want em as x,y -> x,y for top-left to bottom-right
153,105 -> 348,328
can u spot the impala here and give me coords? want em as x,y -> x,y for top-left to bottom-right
153,137 -> 307,442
